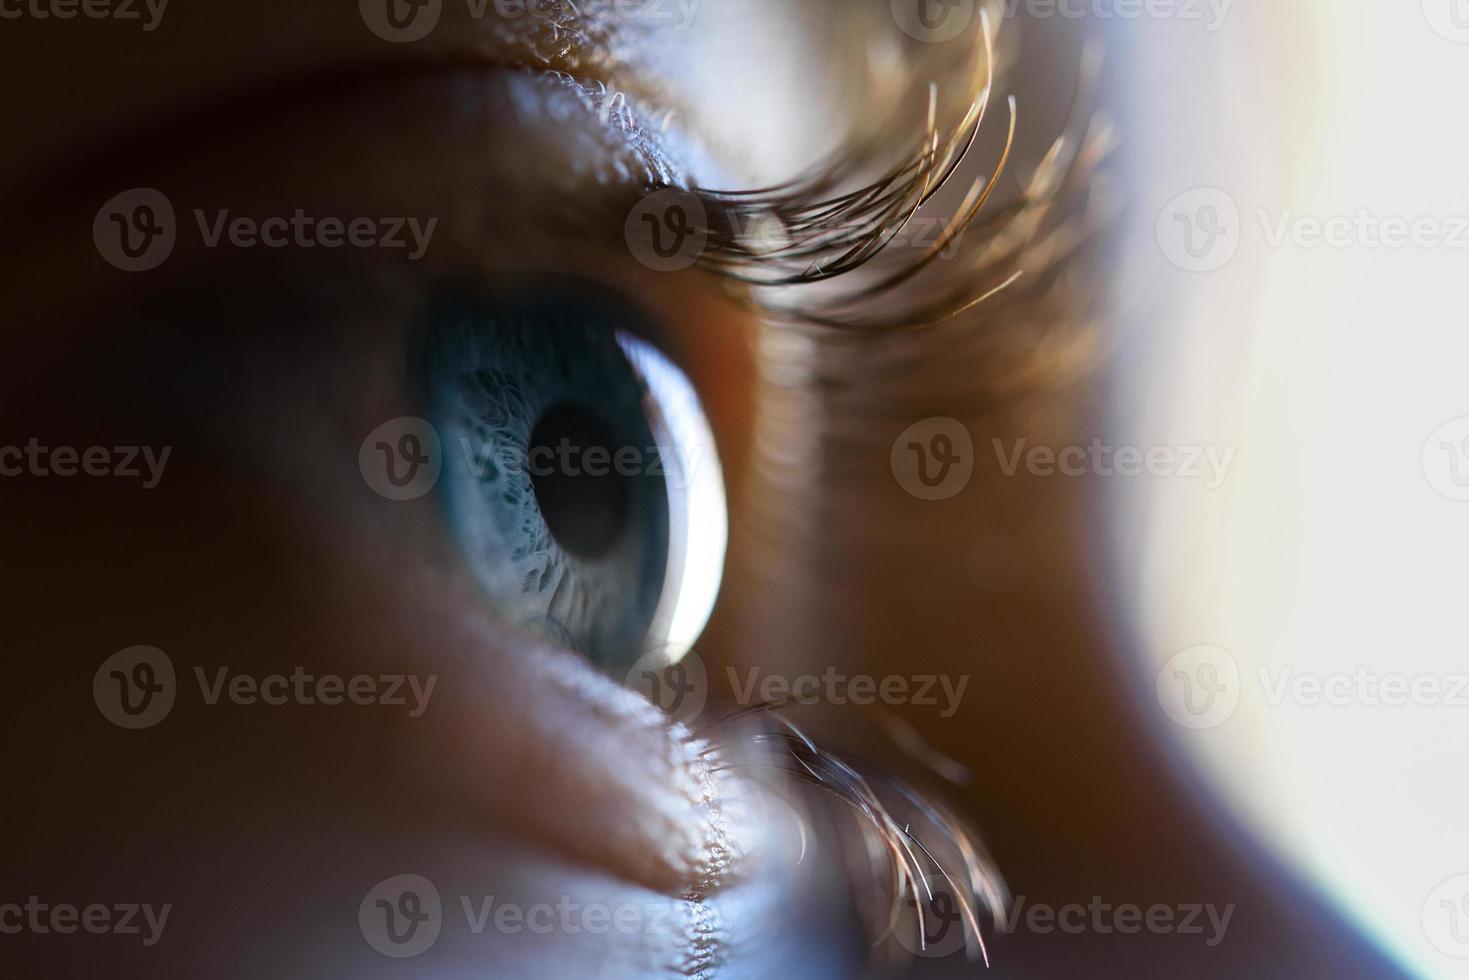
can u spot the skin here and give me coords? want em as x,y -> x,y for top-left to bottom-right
0,1 -> 1412,976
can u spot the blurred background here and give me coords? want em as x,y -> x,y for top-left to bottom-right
1105,2 -> 1469,976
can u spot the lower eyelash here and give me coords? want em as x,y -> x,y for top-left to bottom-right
697,703 -> 1008,971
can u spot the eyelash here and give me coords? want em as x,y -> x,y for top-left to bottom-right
663,14 -> 1110,970
680,11 -> 1111,336
699,702 -> 1007,969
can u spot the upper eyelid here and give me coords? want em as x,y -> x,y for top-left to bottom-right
0,1 -> 668,216
0,60 -> 687,281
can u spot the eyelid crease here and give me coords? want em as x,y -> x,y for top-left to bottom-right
0,50 -> 679,227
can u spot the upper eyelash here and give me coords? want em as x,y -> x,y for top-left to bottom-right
676,7 -> 1112,334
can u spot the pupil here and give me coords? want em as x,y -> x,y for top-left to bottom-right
528,402 -> 634,560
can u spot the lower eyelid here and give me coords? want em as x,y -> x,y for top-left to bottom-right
345,542 -> 757,900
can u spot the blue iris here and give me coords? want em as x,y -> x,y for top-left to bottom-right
427,286 -> 671,671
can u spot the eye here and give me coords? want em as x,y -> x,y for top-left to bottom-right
427,283 -> 726,673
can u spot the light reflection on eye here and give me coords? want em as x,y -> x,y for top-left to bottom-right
428,286 -> 725,673
617,327 -> 726,668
